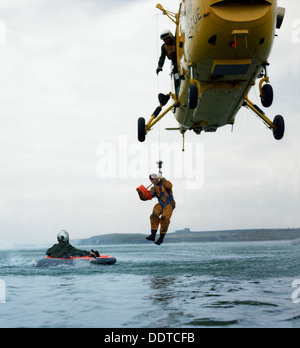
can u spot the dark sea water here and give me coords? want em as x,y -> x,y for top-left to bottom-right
0,240 -> 299,328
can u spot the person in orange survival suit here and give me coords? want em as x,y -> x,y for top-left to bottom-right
137,174 -> 176,245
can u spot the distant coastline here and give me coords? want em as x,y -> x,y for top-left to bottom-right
74,228 -> 300,245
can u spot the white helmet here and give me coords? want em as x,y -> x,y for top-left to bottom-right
57,230 -> 69,243
160,29 -> 174,41
149,173 -> 158,180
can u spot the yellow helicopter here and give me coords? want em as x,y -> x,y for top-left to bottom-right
138,0 -> 286,147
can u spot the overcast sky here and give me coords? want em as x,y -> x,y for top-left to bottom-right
0,0 -> 299,248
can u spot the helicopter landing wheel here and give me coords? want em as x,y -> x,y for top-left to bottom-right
261,84 -> 274,108
188,85 -> 198,110
273,115 -> 285,140
138,117 -> 146,142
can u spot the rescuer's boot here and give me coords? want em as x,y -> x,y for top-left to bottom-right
146,230 -> 157,242
158,93 -> 170,106
155,234 -> 165,246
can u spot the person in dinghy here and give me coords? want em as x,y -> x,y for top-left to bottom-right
46,230 -> 99,259
137,174 -> 176,245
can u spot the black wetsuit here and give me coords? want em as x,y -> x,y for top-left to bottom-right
46,242 -> 90,258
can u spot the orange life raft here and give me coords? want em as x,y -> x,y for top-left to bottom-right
36,255 -> 117,267
137,185 -> 153,201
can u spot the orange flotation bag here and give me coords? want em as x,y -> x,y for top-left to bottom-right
137,185 -> 153,201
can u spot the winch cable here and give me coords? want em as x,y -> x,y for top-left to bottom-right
156,9 -> 163,175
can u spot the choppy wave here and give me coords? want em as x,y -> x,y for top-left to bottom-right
0,240 -> 299,328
